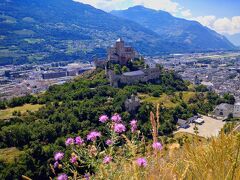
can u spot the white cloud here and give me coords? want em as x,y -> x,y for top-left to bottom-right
181,9 -> 192,18
73,0 -> 129,11
132,0 -> 180,13
74,0 -> 181,13
191,16 -> 216,27
213,16 -> 240,35
191,16 -> 240,35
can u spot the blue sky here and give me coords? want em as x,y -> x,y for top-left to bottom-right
176,0 -> 240,18
74,0 -> 240,36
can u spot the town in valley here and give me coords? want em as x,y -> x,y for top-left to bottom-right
1,39 -> 240,102
1,38 -> 240,138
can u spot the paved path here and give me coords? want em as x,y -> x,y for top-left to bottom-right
176,115 -> 225,138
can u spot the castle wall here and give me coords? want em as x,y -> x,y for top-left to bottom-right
108,68 -> 161,87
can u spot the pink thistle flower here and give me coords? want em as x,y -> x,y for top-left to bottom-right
114,123 -> 126,133
111,113 -> 122,123
152,142 -> 163,151
87,131 -> 101,141
75,136 -> 84,145
57,173 -> 68,180
103,156 -> 112,164
106,139 -> 113,146
54,152 -> 64,161
130,119 -> 138,133
84,174 -> 90,180
136,157 -> 147,167
99,115 -> 109,123
70,155 -> 78,164
65,137 -> 74,146
54,161 -> 59,168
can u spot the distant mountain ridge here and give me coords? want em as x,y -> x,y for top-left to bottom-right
0,0 -> 236,65
111,6 -> 235,51
225,33 -> 240,46
0,0 -> 165,65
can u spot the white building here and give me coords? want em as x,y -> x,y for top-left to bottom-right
233,102 -> 240,118
213,102 -> 240,119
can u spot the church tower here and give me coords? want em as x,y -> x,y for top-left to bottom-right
116,38 -> 124,55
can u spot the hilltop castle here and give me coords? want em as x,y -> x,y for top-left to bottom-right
107,38 -> 136,65
95,38 -> 161,87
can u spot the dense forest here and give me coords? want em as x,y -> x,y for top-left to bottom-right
0,69 -> 235,179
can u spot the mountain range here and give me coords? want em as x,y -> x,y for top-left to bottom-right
225,33 -> 240,47
0,0 -> 236,65
111,6 -> 235,51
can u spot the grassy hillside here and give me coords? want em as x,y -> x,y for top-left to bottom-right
0,147 -> 23,164
0,104 -> 43,120
140,91 -> 196,108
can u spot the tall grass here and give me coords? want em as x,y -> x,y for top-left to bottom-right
96,132 -> 240,180
48,106 -> 240,180
96,106 -> 240,180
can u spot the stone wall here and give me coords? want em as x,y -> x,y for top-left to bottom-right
108,68 -> 161,87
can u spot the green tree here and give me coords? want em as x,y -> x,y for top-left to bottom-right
227,113 -> 233,120
0,101 -> 6,110
114,64 -> 121,75
122,66 -> 129,73
223,93 -> 235,104
195,85 -> 208,92
152,90 -> 161,97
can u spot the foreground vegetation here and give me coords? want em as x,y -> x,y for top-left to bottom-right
47,110 -> 240,180
0,69 -> 236,179
95,131 -> 240,180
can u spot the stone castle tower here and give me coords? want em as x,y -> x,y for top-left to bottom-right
107,38 -> 136,65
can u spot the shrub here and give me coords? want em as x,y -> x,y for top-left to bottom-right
49,112 -> 164,179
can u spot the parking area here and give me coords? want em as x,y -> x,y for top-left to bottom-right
176,115 -> 226,138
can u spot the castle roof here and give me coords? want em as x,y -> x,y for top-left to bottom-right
123,70 -> 145,77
